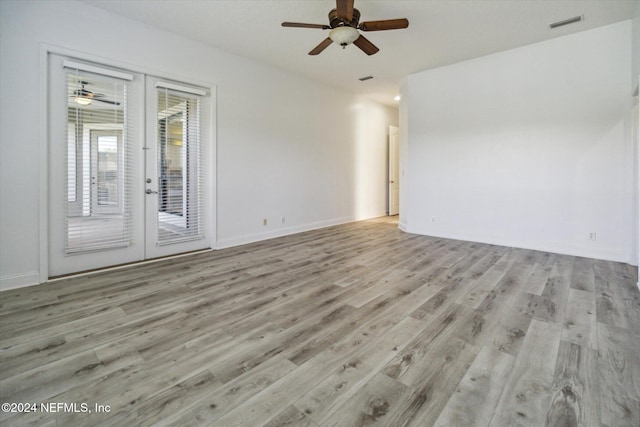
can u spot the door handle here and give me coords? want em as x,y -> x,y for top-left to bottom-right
146,189 -> 158,194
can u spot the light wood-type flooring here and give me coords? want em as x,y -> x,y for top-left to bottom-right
1,217 -> 639,426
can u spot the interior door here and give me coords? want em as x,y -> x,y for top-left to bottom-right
48,54 -> 145,277
388,125 -> 400,216
144,77 -> 212,259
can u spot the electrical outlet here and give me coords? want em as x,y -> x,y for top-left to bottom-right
281,216 -> 286,224
588,232 -> 596,241
431,217 -> 436,223
263,218 -> 268,226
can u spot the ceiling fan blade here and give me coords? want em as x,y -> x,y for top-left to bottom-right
359,18 -> 409,31
336,0 -> 354,22
353,35 -> 379,56
309,37 -> 333,55
93,98 -> 121,106
282,22 -> 330,30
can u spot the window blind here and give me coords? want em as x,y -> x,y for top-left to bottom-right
155,87 -> 204,245
64,66 -> 133,254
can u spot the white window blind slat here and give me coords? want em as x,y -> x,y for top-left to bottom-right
155,81 -> 206,96
63,60 -> 133,81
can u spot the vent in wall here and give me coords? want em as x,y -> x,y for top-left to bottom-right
549,15 -> 583,29
359,75 -> 374,81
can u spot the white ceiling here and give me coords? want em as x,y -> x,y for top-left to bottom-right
84,0 -> 637,107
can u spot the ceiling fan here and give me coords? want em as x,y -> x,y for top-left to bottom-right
282,0 -> 409,56
72,81 -> 121,106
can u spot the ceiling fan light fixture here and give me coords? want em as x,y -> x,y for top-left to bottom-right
329,26 -> 360,47
74,96 -> 92,106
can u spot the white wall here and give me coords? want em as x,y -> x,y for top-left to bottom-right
0,0 -> 397,290
405,21 -> 635,263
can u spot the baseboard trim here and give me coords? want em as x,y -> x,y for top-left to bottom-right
216,216 -> 356,249
405,227 -> 629,264
1,272 -> 41,292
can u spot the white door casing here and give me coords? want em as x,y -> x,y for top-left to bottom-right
389,125 -> 400,216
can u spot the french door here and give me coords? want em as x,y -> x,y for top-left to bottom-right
48,54 -> 212,277
144,77 -> 210,259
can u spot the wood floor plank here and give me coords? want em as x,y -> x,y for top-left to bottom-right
532,255 -> 574,324
570,256 -> 596,292
451,250 -> 537,349
521,251 -> 555,296
263,405 -> 320,427
454,253 -> 508,309
428,246 -> 517,314
594,260 -> 634,329
160,355 -> 298,426
434,345 -> 515,427
0,217 -> 637,426
390,304 -> 475,383
320,372 -> 413,427
292,316 -> 427,424
489,292 -> 536,356
342,268 -> 413,309
394,339 -> 480,426
493,319 -> 563,426
212,338 -> 374,425
561,288 -> 597,350
545,340 -> 601,427
607,260 -> 640,328
596,322 -> 640,426
0,349 -> 143,423
74,370 -> 222,427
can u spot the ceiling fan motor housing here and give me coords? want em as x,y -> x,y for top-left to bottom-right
329,8 -> 360,28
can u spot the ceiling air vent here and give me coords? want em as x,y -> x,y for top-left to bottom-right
549,15 -> 583,29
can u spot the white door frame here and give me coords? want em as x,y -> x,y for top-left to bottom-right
388,125 -> 400,216
40,45 -> 216,281
634,79 -> 639,284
